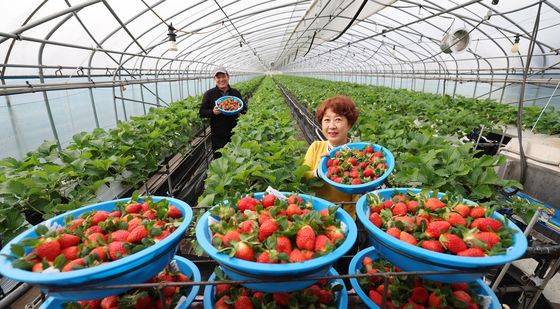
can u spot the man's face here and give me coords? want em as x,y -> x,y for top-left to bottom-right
214,72 -> 229,90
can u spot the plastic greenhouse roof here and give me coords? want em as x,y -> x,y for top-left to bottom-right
0,0 -> 559,81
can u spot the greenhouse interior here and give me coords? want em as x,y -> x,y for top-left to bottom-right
1,0 -> 560,308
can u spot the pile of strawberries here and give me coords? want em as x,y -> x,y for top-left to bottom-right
325,144 -> 388,185
367,191 -> 515,257
210,193 -> 346,263
213,268 -> 342,309
217,97 -> 241,111
64,264 -> 191,309
360,257 -> 485,309
9,198 -> 183,272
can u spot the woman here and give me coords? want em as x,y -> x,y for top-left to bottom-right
303,95 -> 359,219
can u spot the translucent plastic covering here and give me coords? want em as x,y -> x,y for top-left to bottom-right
1,0 -> 559,158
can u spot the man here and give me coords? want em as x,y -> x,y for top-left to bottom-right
199,67 -> 247,158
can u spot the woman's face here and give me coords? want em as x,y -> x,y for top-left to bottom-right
321,108 -> 351,147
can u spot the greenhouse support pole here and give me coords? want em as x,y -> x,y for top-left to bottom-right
531,80 -> 560,132
515,0 -> 542,186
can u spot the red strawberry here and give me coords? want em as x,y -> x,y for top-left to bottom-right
127,225 -> 148,243
234,242 -> 254,261
215,284 -> 231,298
407,200 -> 419,212
91,211 -> 110,225
111,230 -> 130,242
108,241 -> 127,260
314,234 -> 333,254
90,246 -> 108,261
257,251 -> 277,263
58,234 -> 80,249
425,221 -> 451,238
234,295 -> 253,309
351,178 -> 362,185
222,230 -> 241,246
394,216 -> 416,231
447,212 -> 467,227
289,249 -> 306,262
110,210 -> 122,218
253,292 -> 264,300
32,261 -> 52,272
143,210 -> 156,220
421,240 -> 443,252
167,206 -> 182,219
175,273 -> 190,282
100,295 -> 119,309
383,200 -> 394,208
370,203 -> 384,213
237,220 -> 254,234
85,225 -> 103,235
324,225 -> 344,244
125,203 -> 142,214
288,194 -> 303,205
36,239 -> 61,262
62,258 -> 86,272
363,168 -> 375,178
469,232 -> 500,250
135,295 -> 153,309
286,204 -> 302,217
392,202 -> 408,216
440,233 -> 467,254
261,194 -> 276,208
425,198 -> 445,211
409,286 -> 429,304
276,236 -> 292,255
452,290 -> 472,305
369,212 -> 383,227
69,218 -> 85,231
400,231 -> 418,245
61,246 -> 79,260
457,248 -> 485,257
318,289 -> 333,304
428,291 -> 443,308
319,209 -> 329,216
369,290 -> 383,306
273,293 -> 289,306
258,211 -> 271,225
455,204 -> 471,217
215,295 -> 231,309
296,225 -> 316,251
141,202 -> 150,211
387,227 -> 401,238
259,219 -> 278,241
470,218 -> 503,232
469,207 -> 485,218
153,229 -> 171,241
127,217 -> 143,232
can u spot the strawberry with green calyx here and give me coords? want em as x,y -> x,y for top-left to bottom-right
470,217 -> 503,233
296,225 -> 316,251
439,233 -> 468,254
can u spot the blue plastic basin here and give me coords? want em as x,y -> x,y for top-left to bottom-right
355,188 -> 528,283
195,192 -> 357,292
349,246 -> 502,309
39,255 -> 201,309
0,196 -> 193,301
215,95 -> 244,115
318,142 -> 395,194
203,267 -> 348,308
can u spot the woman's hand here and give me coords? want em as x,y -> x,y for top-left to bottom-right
213,106 -> 221,115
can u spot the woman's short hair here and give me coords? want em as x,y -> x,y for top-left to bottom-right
316,95 -> 359,126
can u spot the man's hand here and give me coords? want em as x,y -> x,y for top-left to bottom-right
213,106 -> 221,115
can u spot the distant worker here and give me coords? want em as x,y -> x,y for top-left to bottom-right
199,67 -> 247,159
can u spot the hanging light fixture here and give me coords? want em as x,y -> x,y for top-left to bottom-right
391,45 -> 396,56
511,34 -> 520,54
167,23 -> 177,52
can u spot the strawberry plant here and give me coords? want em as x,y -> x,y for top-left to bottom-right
209,193 -> 346,263
324,145 -> 387,185
5,195 -> 183,272
212,267 -> 343,308
365,190 -> 516,257
61,263 -> 192,309
359,256 -> 487,308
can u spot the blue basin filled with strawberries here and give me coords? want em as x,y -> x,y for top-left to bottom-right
356,188 -> 527,283
0,196 -> 193,300
203,266 -> 348,308
39,255 -> 201,308
318,142 -> 395,194
195,192 -> 357,292
349,246 -> 501,309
